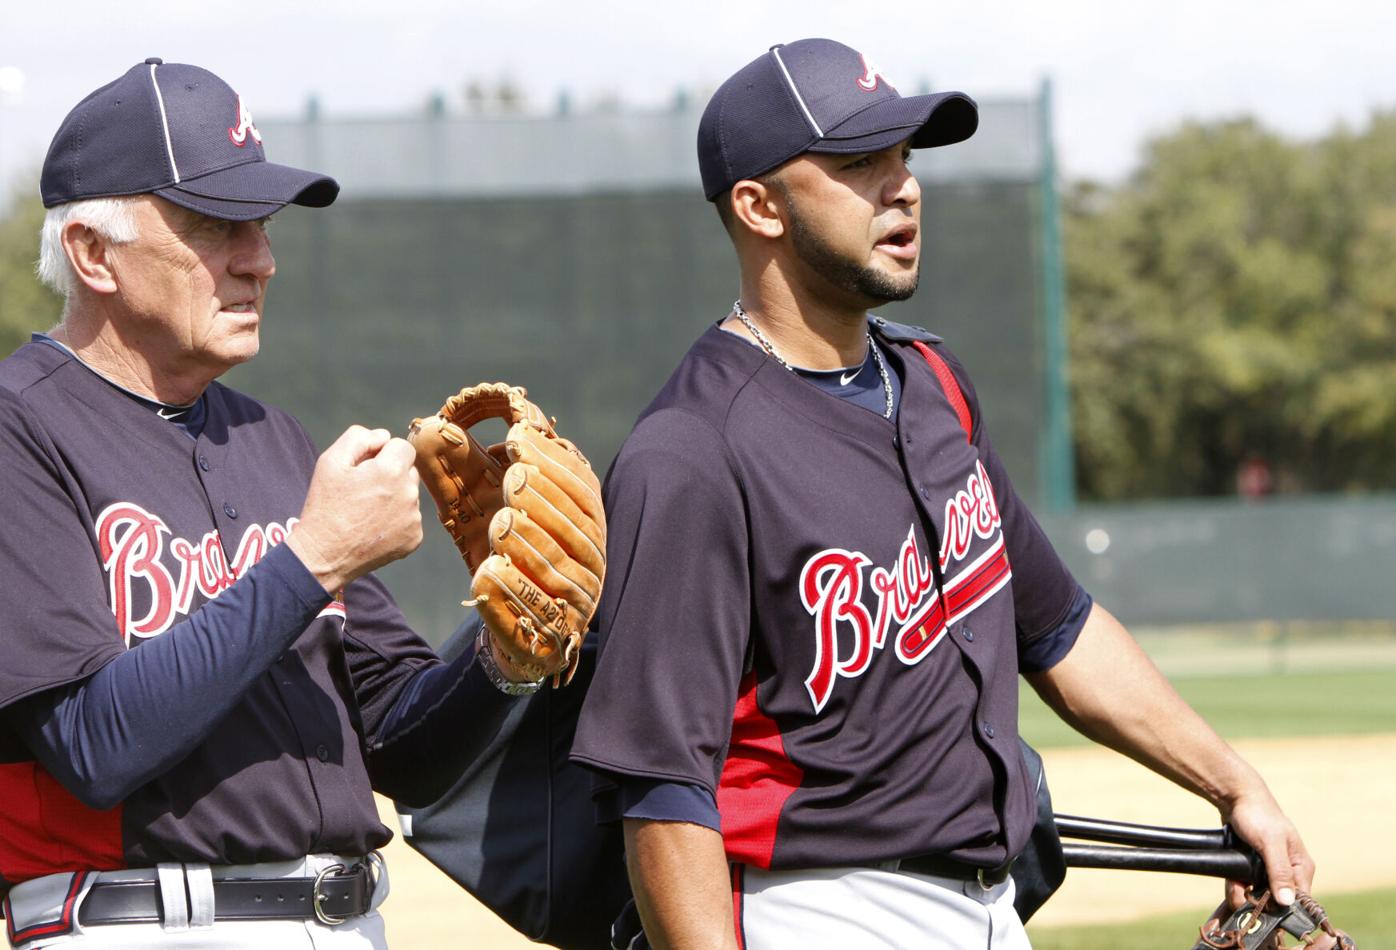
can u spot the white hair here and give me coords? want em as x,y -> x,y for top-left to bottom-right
36,196 -> 140,299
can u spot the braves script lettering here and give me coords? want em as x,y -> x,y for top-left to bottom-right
97,502 -> 336,644
227,95 -> 262,147
798,462 -> 1007,713
941,460 -> 1000,564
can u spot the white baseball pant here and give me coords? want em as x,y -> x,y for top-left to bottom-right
733,863 -> 1032,950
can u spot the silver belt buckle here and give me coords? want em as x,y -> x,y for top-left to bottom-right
312,863 -> 348,925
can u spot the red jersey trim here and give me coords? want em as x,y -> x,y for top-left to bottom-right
717,672 -> 804,868
0,762 -> 124,884
911,340 -> 973,441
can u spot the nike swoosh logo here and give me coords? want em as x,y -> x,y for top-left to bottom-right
157,406 -> 180,419
839,369 -> 859,386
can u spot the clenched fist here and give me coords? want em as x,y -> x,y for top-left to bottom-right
287,425 -> 424,593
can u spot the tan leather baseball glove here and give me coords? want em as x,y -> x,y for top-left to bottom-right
408,383 -> 605,686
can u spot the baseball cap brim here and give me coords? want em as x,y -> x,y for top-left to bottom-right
807,91 -> 978,156
154,160 -> 340,221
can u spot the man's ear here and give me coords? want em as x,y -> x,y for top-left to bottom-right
731,178 -> 786,240
62,221 -> 119,295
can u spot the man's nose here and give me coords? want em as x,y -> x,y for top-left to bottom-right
886,165 -> 921,208
230,223 -> 276,280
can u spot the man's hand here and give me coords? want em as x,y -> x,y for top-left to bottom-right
1221,788 -> 1315,908
287,425 -> 423,593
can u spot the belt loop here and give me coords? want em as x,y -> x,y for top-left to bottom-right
155,863 -> 189,931
185,864 -> 214,928
366,851 -> 390,912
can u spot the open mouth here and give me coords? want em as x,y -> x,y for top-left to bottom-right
876,223 -> 919,259
881,226 -> 917,247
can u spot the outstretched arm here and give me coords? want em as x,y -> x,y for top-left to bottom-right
1025,602 -> 1314,907
362,614 -> 521,807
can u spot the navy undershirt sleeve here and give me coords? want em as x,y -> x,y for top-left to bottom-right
596,774 -> 722,832
366,615 -> 523,807
7,543 -> 331,810
1018,584 -> 1093,673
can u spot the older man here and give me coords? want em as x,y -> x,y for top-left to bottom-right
0,60 -> 589,948
571,39 -> 1326,949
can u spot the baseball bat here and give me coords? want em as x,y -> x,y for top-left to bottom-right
1062,843 -> 1261,881
1054,814 -> 1266,884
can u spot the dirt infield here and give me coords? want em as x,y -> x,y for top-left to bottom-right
371,732 -> 1396,946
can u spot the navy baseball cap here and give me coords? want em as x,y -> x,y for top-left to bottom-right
41,58 -> 338,220
698,39 -> 978,200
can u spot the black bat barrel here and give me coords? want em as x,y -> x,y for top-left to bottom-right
1062,843 -> 1265,884
1055,813 -> 1233,851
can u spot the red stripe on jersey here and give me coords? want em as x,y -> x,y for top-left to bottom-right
912,341 -> 972,441
0,762 -> 124,883
898,542 -> 1012,662
951,561 -> 1010,618
730,863 -> 746,950
717,672 -> 804,868
895,590 -> 948,662
945,541 -> 1011,618
6,869 -> 89,944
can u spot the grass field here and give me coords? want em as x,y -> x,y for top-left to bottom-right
1028,885 -> 1392,948
1020,625 -> 1396,748
1020,666 -> 1396,747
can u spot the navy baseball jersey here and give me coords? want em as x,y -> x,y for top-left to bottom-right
571,319 -> 1084,871
0,339 -> 439,883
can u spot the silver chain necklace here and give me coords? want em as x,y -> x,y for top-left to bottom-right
731,299 -> 894,420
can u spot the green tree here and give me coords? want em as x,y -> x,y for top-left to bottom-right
0,184 -> 63,357
1066,114 -> 1396,500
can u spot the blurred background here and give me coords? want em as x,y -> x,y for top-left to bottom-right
1,2 -> 1392,945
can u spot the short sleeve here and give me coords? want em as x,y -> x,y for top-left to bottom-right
570,408 -> 751,794
0,391 -> 125,710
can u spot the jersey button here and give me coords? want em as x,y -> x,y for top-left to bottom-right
223,503 -> 238,519
962,626 -> 975,642
982,721 -> 995,739
918,485 -> 930,500
198,455 -> 211,472
315,744 -> 330,762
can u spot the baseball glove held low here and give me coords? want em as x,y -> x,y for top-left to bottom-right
409,382 -> 605,686
1195,888 -> 1355,950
